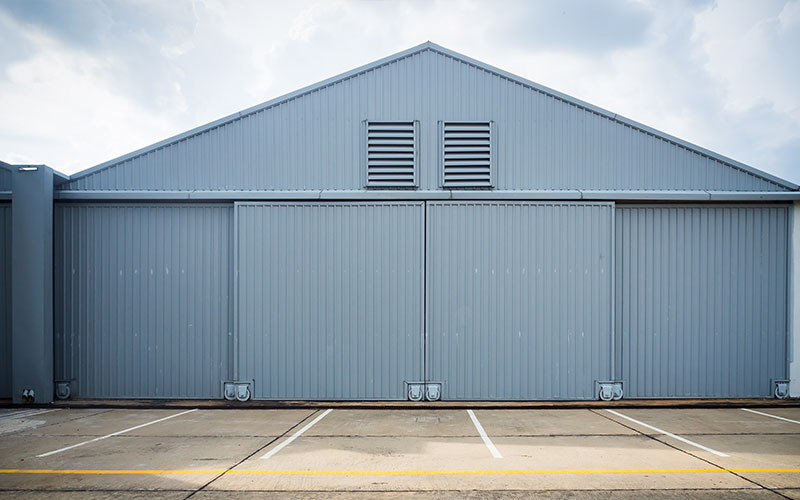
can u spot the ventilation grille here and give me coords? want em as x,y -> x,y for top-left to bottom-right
442,121 -> 493,188
366,121 -> 418,188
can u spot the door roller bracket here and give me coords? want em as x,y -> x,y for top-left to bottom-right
596,380 -> 624,401
405,382 -> 424,401
223,381 -> 253,402
773,380 -> 790,399
55,381 -> 72,400
405,382 -> 442,402
424,383 -> 442,401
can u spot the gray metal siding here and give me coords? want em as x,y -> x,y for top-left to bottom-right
0,204 -> 10,397
61,49 -> 783,193
54,204 -> 232,398
615,205 -> 789,398
236,202 -> 424,400
0,168 -> 10,191
427,202 -> 613,400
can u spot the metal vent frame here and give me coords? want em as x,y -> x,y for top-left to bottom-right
440,120 -> 495,189
363,119 -> 419,189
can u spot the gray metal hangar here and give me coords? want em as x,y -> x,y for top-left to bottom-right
1,42 -> 799,404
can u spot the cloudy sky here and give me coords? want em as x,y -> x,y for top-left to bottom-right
1,0 -> 798,184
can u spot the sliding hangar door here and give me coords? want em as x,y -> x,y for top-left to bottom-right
235,202 -> 425,400
53,202 -> 789,400
234,201 -> 612,400
53,204 -> 233,399
615,205 -> 789,398
426,202 -> 613,400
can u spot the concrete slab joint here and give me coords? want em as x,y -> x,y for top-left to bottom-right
222,381 -> 252,402
596,380 -> 624,401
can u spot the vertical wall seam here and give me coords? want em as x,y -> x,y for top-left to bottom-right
233,202 -> 240,383
610,202 -> 616,382
423,200 -> 428,386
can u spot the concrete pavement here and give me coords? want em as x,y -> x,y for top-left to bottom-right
0,406 -> 798,498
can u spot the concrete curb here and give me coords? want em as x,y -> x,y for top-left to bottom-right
2,398 -> 799,410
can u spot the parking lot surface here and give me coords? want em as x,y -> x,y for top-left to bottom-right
0,406 -> 798,498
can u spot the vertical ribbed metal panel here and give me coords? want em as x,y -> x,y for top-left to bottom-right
427,202 -> 613,400
615,205 -> 790,398
236,202 -> 424,400
60,49 -> 785,192
0,204 -> 10,397
54,204 -> 232,398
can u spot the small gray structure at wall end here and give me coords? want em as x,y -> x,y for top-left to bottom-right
790,201 -> 800,398
10,163 -> 54,404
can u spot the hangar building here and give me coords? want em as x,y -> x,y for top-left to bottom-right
2,43 -> 799,403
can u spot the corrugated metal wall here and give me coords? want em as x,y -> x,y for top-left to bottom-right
46,200 -> 795,400
54,204 -> 232,398
0,204 -> 10,397
236,202 -> 424,400
60,49 -> 783,193
615,205 -> 790,398
427,202 -> 613,400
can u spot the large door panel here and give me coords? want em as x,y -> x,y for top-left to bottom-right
54,204 -> 232,398
615,205 -> 789,398
426,202 -> 613,400
237,202 -> 424,400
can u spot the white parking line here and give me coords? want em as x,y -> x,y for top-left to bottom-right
260,409 -> 332,460
605,409 -> 728,457
0,409 -> 59,421
36,409 -> 198,458
467,409 -> 502,459
741,408 -> 800,425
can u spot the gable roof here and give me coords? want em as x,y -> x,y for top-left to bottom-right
63,42 -> 798,191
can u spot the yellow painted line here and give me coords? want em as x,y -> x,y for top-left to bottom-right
0,469 -> 225,475
228,468 -> 800,475
0,468 -> 798,476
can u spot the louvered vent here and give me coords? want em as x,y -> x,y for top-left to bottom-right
365,121 -> 418,188
441,121 -> 494,188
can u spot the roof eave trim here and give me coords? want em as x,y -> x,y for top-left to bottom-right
53,170 -> 71,185
53,189 -> 800,202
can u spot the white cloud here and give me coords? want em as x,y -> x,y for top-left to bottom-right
689,0 -> 800,179
0,8 -> 185,171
